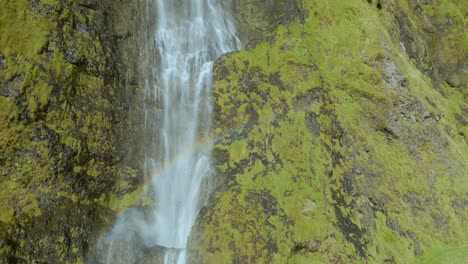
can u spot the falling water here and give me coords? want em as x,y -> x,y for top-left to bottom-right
99,1 -> 240,263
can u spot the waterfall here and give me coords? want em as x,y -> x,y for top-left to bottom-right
148,0 -> 240,249
98,1 -> 240,263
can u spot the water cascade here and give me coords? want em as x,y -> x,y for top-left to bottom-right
101,0 -> 240,263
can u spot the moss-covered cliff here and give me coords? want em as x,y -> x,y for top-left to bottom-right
0,0 -> 144,262
189,0 -> 467,263
1,0 -> 466,263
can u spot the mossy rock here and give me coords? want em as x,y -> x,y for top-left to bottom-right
0,0 -> 143,262
189,0 -> 467,263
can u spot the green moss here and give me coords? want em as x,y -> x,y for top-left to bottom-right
191,0 -> 467,262
40,0 -> 59,6
0,97 -> 19,126
0,0 -> 51,59
0,0 -> 141,261
20,194 -> 42,217
415,244 -> 468,264
106,190 -> 141,212
228,140 -> 249,164
0,208 -> 14,223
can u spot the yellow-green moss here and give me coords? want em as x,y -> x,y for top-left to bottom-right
0,97 -> 19,125
416,244 -> 468,264
190,0 -> 467,263
0,0 -> 51,59
0,0 -> 140,261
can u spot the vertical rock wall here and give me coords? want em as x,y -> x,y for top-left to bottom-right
1,0 -> 466,263
0,0 -> 144,262
189,0 -> 467,263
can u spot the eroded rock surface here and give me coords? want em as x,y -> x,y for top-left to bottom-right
0,0 -> 144,262
189,0 -> 467,263
1,0 -> 466,263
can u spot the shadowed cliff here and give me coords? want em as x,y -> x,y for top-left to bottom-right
0,0 -> 144,262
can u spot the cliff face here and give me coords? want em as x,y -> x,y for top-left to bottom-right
0,0 -> 143,262
1,0 -> 466,263
190,0 -> 467,263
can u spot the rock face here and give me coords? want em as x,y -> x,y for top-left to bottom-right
189,0 -> 467,263
1,0 -> 466,263
0,0 -> 144,262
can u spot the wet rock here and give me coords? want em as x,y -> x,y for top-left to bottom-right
190,0 -> 467,263
0,0 -> 143,262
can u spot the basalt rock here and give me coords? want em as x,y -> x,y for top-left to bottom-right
0,0 -> 144,262
189,0 -> 467,263
1,0 -> 466,263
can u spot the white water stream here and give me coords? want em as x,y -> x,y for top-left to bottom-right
102,1 -> 240,263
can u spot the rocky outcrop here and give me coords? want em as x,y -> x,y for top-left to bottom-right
189,0 -> 467,263
0,0 -> 144,262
